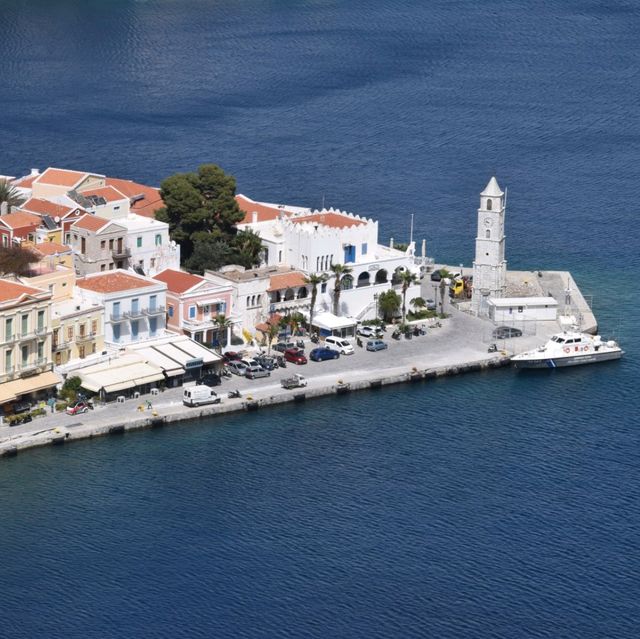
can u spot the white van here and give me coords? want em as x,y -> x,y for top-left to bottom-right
183,385 -> 221,407
324,336 -> 355,355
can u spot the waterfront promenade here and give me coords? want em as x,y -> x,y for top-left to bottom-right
0,307 -> 559,457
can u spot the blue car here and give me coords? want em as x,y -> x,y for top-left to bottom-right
310,347 -> 340,362
366,339 -> 388,352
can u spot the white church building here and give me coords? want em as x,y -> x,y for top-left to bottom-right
236,195 -> 422,321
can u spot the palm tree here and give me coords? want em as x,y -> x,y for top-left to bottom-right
266,322 -> 279,354
214,313 -> 232,351
0,179 -> 25,215
399,270 -> 419,322
410,297 -> 426,313
330,263 -> 353,316
378,289 -> 401,323
304,272 -> 327,333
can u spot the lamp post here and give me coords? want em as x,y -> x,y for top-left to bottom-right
374,293 -> 379,322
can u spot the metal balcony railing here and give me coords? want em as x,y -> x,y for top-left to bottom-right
76,332 -> 97,342
124,308 -> 145,319
109,313 -> 127,322
112,247 -> 131,259
143,305 -> 166,315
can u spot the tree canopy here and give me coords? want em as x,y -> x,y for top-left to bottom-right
0,245 -> 38,277
156,164 -> 262,272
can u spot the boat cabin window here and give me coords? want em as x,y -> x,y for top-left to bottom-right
552,336 -> 565,343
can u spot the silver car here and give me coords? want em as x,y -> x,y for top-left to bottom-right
245,365 -> 270,379
227,361 -> 249,376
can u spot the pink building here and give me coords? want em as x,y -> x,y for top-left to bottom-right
153,269 -> 236,347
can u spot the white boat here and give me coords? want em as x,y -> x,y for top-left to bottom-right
511,330 -> 623,369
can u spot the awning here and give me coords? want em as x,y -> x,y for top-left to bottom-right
196,299 -> 224,307
0,371 -> 61,404
131,346 -> 185,378
170,337 -> 220,364
79,356 -> 164,394
312,312 -> 357,331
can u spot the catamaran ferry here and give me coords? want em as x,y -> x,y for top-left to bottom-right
511,331 -> 623,369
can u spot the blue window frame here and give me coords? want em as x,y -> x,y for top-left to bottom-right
189,306 -> 196,319
149,317 -> 157,336
113,324 -> 121,341
361,243 -> 368,255
131,320 -> 139,338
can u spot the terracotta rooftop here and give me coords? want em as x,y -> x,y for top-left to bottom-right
20,197 -> 76,218
71,214 -> 112,233
0,279 -> 47,304
153,269 -> 203,294
106,177 -> 164,218
12,174 -> 38,189
35,167 -> 92,188
291,212 -> 365,229
77,271 -> 159,294
237,194 -> 294,224
0,211 -> 42,230
29,241 -> 72,257
267,271 -> 307,292
81,186 -> 128,203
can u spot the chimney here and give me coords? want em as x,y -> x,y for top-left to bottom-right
30,168 -> 39,176
390,237 -> 394,249
421,239 -> 426,258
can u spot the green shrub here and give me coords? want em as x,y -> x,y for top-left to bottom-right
60,376 -> 82,402
55,402 -> 68,412
29,407 -> 47,418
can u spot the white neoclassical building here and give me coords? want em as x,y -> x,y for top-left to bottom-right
471,177 -> 508,317
236,195 -> 422,321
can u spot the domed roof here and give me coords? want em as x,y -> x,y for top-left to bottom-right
481,176 -> 503,197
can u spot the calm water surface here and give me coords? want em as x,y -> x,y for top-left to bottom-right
1,1 -> 639,637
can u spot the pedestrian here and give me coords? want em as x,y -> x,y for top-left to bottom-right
146,400 -> 152,410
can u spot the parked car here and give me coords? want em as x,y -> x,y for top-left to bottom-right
273,341 -> 296,353
309,347 -> 340,362
281,374 -> 308,389
255,355 -> 277,371
284,348 -> 307,365
426,298 -> 437,311
366,339 -> 388,352
357,325 -> 382,338
227,361 -> 249,376
66,401 -> 92,415
324,336 -> 355,355
430,270 -> 442,282
245,365 -> 271,379
199,373 -> 222,387
222,351 -> 242,364
492,326 -> 523,339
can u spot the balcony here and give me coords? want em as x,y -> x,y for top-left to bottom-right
2,333 -> 17,344
269,297 -> 311,313
109,313 -> 127,323
35,326 -> 48,337
19,360 -> 45,377
124,308 -> 145,319
112,246 -> 131,259
76,332 -> 97,343
143,305 -> 166,316
182,317 -> 218,331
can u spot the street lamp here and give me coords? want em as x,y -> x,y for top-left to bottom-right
374,293 -> 379,321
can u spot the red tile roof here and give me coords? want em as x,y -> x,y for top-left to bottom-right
0,279 -> 46,304
236,194 -> 294,224
77,271 -> 158,294
29,241 -> 72,257
106,177 -> 164,218
20,197 -> 76,219
153,269 -> 203,294
12,174 -> 38,189
0,211 -> 42,230
71,214 -> 111,232
35,168 -> 91,188
81,186 -> 128,203
267,272 -> 307,292
291,212 -> 365,229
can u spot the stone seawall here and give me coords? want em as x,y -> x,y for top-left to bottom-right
0,356 -> 511,459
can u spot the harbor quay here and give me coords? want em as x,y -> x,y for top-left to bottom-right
0,302 -> 569,458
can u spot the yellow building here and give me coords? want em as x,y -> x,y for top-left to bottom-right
0,279 -> 59,409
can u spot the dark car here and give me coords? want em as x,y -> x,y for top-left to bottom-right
222,351 -> 242,364
430,270 -> 442,282
426,298 -> 437,311
255,355 -> 277,371
199,373 -> 222,387
309,347 -> 340,362
273,341 -> 296,353
284,348 -> 307,365
492,326 -> 523,339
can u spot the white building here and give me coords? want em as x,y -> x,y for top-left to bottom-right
236,195 -> 422,321
75,270 -> 168,346
488,297 -> 558,323
117,214 -> 180,277
471,177 -> 507,317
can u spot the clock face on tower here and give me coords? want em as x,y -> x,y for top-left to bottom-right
483,217 -> 493,227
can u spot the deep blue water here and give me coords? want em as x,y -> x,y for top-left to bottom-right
1,1 -> 639,637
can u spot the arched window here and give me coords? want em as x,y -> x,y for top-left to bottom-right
246,296 -> 250,306
391,267 -> 404,286
284,288 -> 295,301
375,269 -> 388,284
298,286 -> 308,299
341,275 -> 353,291
485,229 -> 491,239
487,199 -> 493,211
357,272 -> 370,288
251,295 -> 256,306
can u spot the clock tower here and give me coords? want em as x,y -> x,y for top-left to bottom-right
471,176 -> 507,316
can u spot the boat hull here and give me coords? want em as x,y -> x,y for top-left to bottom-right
512,350 -> 623,369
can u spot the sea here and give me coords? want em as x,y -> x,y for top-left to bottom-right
1,1 -> 639,637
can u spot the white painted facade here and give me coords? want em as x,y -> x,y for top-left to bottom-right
488,297 -> 558,323
239,205 -> 422,320
75,271 -> 168,346
472,177 -> 508,317
118,214 -> 180,277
